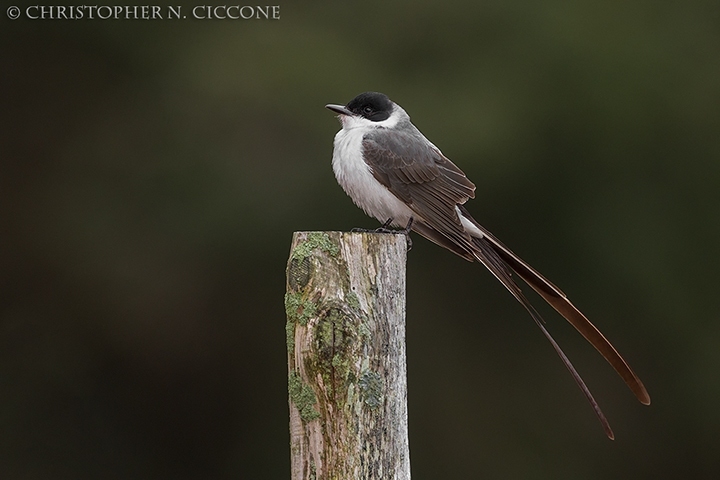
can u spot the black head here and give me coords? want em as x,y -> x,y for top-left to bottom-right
345,92 -> 393,122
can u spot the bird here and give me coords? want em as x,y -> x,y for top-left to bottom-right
325,91 -> 650,439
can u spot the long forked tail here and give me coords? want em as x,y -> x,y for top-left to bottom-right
458,206 -> 651,407
470,235 -> 616,439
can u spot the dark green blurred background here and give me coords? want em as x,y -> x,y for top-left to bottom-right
2,1 -> 719,478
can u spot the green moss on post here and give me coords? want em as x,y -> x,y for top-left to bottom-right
288,370 -> 321,422
289,232 -> 339,263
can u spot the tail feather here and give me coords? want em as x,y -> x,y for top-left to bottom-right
458,206 -> 651,406
471,236 -> 615,439
408,207 -> 650,438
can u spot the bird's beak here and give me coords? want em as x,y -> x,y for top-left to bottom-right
326,104 -> 353,116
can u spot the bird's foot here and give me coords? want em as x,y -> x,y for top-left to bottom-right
352,218 -> 394,234
352,218 -> 413,251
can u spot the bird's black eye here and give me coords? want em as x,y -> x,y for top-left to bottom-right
362,106 -> 374,115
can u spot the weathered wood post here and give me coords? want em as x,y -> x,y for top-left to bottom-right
285,231 -> 410,480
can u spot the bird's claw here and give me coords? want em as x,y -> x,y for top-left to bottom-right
352,218 -> 413,251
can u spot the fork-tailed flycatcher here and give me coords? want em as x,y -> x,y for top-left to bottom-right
326,91 -> 650,439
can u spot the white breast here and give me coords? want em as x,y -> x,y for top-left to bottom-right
331,127 -> 416,227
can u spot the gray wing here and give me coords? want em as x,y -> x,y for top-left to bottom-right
362,129 -> 477,257
362,130 -> 553,325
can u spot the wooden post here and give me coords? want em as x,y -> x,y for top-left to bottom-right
285,232 -> 410,480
